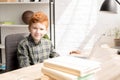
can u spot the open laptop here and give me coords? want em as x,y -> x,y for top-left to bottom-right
70,34 -> 105,59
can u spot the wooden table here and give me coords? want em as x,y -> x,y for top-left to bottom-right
91,47 -> 120,80
0,63 -> 42,80
0,47 -> 120,80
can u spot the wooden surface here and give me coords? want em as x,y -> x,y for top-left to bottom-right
90,47 -> 120,80
0,47 -> 120,80
0,63 -> 42,80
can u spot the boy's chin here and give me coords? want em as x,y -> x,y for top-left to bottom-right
34,37 -> 42,41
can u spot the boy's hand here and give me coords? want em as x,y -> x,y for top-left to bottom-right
70,50 -> 80,54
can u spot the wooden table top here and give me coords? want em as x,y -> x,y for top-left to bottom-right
91,47 -> 120,80
0,63 -> 42,80
0,47 -> 120,80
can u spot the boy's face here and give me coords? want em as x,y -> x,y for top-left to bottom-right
29,22 -> 47,42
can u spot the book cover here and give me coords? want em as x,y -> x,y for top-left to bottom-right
43,56 -> 101,77
41,66 -> 95,80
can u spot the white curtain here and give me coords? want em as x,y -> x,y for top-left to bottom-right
55,0 -> 103,55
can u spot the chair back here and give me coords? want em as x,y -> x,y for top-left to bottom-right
5,33 -> 28,72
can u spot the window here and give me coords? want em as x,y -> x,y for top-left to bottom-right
56,0 -> 99,55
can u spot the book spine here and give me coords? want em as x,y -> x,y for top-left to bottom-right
44,62 -> 81,76
41,67 -> 75,80
41,67 -> 95,80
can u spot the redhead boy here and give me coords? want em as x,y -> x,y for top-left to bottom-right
17,12 -> 59,68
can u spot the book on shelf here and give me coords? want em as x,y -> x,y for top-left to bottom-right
0,63 -> 6,70
41,66 -> 95,80
43,56 -> 101,77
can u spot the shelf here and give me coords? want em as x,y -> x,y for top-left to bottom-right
0,0 -> 54,64
0,24 -> 28,27
0,44 -> 5,49
0,1 -> 49,5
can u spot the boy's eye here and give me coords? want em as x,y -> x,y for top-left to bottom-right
40,28 -> 44,30
33,27 -> 37,29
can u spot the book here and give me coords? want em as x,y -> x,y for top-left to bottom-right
43,56 -> 101,77
41,66 -> 95,80
0,63 -> 6,70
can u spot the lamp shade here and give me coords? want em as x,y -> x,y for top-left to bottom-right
100,0 -> 117,13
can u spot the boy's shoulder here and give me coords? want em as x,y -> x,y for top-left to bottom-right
18,37 -> 28,45
41,38 -> 51,43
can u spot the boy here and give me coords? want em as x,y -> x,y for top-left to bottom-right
17,11 -> 59,68
17,11 -> 80,68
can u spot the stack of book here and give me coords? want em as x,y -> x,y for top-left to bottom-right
41,56 -> 101,80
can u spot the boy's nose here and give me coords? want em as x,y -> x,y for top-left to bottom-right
36,29 -> 41,33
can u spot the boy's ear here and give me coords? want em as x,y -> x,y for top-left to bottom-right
44,28 -> 48,34
28,27 -> 31,32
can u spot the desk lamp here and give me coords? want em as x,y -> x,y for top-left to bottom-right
100,0 -> 120,13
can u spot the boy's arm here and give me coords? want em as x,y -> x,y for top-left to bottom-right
17,43 -> 30,68
49,44 -> 60,58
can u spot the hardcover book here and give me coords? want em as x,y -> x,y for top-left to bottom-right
41,66 -> 95,80
43,56 -> 101,77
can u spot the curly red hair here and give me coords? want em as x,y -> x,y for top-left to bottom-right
29,11 -> 48,29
